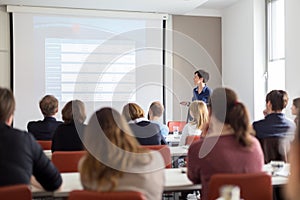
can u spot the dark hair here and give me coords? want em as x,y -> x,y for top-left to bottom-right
0,87 -> 15,123
209,87 -> 253,147
39,95 -> 59,116
266,90 -> 288,111
195,69 -> 209,83
62,100 -> 86,124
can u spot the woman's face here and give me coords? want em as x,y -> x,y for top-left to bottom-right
193,74 -> 202,86
291,104 -> 298,115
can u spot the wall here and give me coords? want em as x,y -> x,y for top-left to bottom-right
222,0 -> 266,121
0,6 -> 10,88
285,0 -> 300,120
172,15 -> 222,121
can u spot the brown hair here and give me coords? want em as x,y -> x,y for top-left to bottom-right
39,95 -> 59,117
209,87 -> 253,147
195,69 -> 209,83
122,103 -> 144,122
149,101 -> 164,117
266,90 -> 289,111
62,100 -> 86,124
293,98 -> 300,109
0,87 -> 15,123
189,100 -> 209,130
80,107 -> 150,191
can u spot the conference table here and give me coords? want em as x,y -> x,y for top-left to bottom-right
31,168 -> 201,198
31,166 -> 288,198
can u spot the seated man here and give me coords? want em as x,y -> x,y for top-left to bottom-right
0,87 -> 62,190
148,101 -> 169,138
27,95 -> 62,140
253,90 -> 295,163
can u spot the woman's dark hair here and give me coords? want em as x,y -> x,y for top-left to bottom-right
209,87 -> 253,147
195,69 -> 209,83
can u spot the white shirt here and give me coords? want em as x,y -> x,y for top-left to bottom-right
179,123 -> 202,146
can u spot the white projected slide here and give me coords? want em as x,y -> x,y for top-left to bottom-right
45,38 -> 136,102
13,11 -> 163,130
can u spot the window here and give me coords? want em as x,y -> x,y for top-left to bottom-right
266,0 -> 285,91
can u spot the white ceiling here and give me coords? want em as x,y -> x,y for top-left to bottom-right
0,0 -> 239,15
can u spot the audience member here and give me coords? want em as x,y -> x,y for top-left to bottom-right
27,95 -> 62,140
122,103 -> 167,145
0,87 -> 62,190
79,107 -> 165,200
253,90 -> 295,163
285,111 -> 300,200
148,101 -> 169,138
291,97 -> 300,125
179,100 -> 208,146
51,100 -> 86,152
187,87 -> 264,200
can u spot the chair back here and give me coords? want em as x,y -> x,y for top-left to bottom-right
68,190 -> 146,200
259,137 -> 288,163
208,172 -> 272,200
0,184 -> 31,200
186,135 -> 200,145
142,145 -> 172,168
52,151 -> 86,172
167,121 -> 186,133
37,140 -> 52,150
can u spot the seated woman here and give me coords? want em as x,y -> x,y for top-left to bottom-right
122,103 -> 167,145
179,100 -> 208,146
291,97 -> 300,125
79,107 -> 165,200
187,87 -> 264,200
51,100 -> 86,152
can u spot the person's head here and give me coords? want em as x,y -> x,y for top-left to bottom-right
39,95 -> 59,117
122,103 -> 145,122
148,101 -> 164,120
80,107 -> 150,190
209,87 -> 253,147
189,100 -> 209,130
0,87 -> 15,125
265,90 -> 289,113
62,100 -> 86,124
291,98 -> 300,116
194,69 -> 209,85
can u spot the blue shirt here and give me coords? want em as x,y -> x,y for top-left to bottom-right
253,113 -> 295,139
151,120 -> 169,138
192,85 -> 212,104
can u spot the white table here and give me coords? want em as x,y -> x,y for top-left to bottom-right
44,150 -> 52,159
166,135 -> 181,146
31,166 -> 289,197
32,168 -> 201,197
169,146 -> 189,157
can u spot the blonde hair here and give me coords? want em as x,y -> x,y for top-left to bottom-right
80,107 -> 151,191
122,103 -> 145,122
189,100 -> 209,130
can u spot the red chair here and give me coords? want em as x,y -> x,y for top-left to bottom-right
68,190 -> 146,200
142,145 -> 172,168
185,135 -> 200,145
167,121 -> 186,133
208,172 -> 272,200
52,151 -> 86,173
37,140 -> 52,150
0,184 -> 31,200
